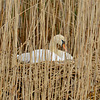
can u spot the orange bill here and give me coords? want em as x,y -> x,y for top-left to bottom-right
63,44 -> 67,52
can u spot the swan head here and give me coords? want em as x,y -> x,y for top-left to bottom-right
54,35 -> 65,45
50,35 -> 66,51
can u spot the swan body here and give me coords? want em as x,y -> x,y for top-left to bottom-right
17,35 -> 73,63
17,49 -> 73,63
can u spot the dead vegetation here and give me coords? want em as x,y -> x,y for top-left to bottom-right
0,0 -> 100,100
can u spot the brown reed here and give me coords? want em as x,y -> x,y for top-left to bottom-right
0,0 -> 100,100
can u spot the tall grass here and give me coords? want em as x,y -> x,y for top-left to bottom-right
0,0 -> 100,100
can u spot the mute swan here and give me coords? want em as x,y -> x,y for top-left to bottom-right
17,35 -> 73,63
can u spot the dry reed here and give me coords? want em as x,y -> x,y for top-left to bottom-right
0,0 -> 100,100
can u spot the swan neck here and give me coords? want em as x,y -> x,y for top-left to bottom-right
49,38 -> 63,58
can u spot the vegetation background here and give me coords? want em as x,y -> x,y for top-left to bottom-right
0,0 -> 100,99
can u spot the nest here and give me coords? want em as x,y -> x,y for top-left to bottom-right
0,59 -> 100,100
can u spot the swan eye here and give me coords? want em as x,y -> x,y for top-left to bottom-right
61,40 -> 65,45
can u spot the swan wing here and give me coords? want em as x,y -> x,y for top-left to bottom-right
17,53 -> 30,63
17,49 -> 71,63
66,52 -> 73,60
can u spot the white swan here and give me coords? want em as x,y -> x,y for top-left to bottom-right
17,35 -> 73,63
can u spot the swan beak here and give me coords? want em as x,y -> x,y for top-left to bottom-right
63,44 -> 67,52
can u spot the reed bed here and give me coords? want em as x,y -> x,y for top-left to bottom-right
0,0 -> 100,100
